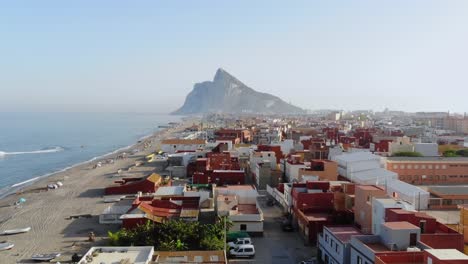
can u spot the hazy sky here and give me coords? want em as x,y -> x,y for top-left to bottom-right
1,1 -> 467,113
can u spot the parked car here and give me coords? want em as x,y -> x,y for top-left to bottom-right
227,237 -> 252,248
229,244 -> 255,258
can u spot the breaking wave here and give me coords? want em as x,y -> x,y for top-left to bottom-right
0,147 -> 64,157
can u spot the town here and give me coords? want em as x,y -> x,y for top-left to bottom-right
60,110 -> 468,263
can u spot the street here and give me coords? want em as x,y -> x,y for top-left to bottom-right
228,196 -> 316,264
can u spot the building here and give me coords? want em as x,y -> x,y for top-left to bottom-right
386,157 -> 468,185
428,186 -> 468,209
318,226 -> 363,264
161,139 -> 206,154
154,250 -> 227,263
350,222 -> 421,264
104,173 -> 162,195
375,249 -> 468,264
354,185 -> 387,234
78,246 -> 154,264
298,160 -> 339,182
120,194 -> 200,229
216,185 -> 263,235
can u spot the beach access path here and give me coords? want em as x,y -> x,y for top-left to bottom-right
0,120 -> 194,263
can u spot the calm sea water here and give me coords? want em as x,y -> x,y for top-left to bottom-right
0,112 -> 179,196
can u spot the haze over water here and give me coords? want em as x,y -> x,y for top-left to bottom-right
0,112 -> 178,195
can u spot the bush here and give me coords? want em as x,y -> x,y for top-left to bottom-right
107,217 -> 232,251
393,151 -> 423,157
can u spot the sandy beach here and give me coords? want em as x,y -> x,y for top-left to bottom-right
0,121 -> 192,263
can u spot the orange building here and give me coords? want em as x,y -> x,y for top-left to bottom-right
354,185 -> 387,234
298,160 -> 338,181
386,157 -> 468,185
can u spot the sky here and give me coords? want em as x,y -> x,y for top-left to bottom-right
1,1 -> 467,113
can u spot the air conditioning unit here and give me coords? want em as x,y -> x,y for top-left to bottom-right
407,247 -> 421,252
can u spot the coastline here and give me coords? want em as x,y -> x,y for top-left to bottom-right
0,118 -> 193,263
0,118 -> 183,200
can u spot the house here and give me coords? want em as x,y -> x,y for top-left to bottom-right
78,246 -> 154,264
161,139 -> 206,154
216,185 -> 263,235
154,250 -> 227,263
375,249 -> 468,264
354,185 -> 387,234
350,222 -> 421,264
104,173 -> 162,195
298,160 -> 338,182
318,226 -> 363,264
386,157 -> 468,185
121,195 -> 200,229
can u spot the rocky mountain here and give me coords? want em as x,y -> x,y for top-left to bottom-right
172,68 -> 305,115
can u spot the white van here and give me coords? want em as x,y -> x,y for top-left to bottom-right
229,244 -> 255,258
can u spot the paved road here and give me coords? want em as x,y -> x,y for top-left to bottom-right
229,197 -> 316,264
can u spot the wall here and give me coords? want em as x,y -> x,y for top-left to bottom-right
354,186 -> 387,234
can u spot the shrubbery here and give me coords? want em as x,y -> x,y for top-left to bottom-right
108,217 -> 232,251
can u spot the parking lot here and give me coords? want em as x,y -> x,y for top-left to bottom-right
228,197 -> 316,264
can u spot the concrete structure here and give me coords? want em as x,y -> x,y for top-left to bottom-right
386,157 -> 468,185
414,143 -> 439,157
216,185 -> 263,235
161,139 -> 206,154
371,198 -> 405,236
298,160 -> 338,182
350,222 -> 421,264
385,180 -> 429,210
388,136 -> 413,155
318,226 -> 363,264
354,185 -> 388,234
154,250 -> 227,263
78,246 -> 154,264
105,173 -> 162,195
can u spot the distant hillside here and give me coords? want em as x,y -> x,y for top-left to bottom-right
172,68 -> 305,115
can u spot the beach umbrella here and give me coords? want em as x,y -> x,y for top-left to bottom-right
18,198 -> 26,203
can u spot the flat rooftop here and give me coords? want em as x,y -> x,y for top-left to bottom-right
429,186 -> 468,196
387,157 -> 468,162
426,249 -> 468,260
79,247 -> 154,264
326,226 -> 363,243
155,250 -> 226,263
382,221 -> 419,230
237,204 -> 259,214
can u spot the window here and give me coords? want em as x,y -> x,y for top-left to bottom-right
357,256 -> 363,264
393,165 -> 399,169
442,165 -> 447,169
325,234 -> 328,242
401,165 -> 406,169
435,165 -> 440,169
335,243 -> 339,253
240,224 -> 247,231
422,165 -> 426,169
245,248 -> 253,252
414,165 -> 419,169
331,240 -> 334,247
407,164 -> 412,169
428,165 -> 433,169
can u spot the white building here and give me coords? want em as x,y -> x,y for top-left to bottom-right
161,139 -> 206,154
318,226 -> 363,264
78,247 -> 154,264
385,180 -> 429,210
216,185 -> 263,234
371,198 -> 405,236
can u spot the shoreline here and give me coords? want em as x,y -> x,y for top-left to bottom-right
0,118 -> 194,263
0,118 -> 186,201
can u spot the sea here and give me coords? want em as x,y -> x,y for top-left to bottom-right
0,112 -> 180,198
